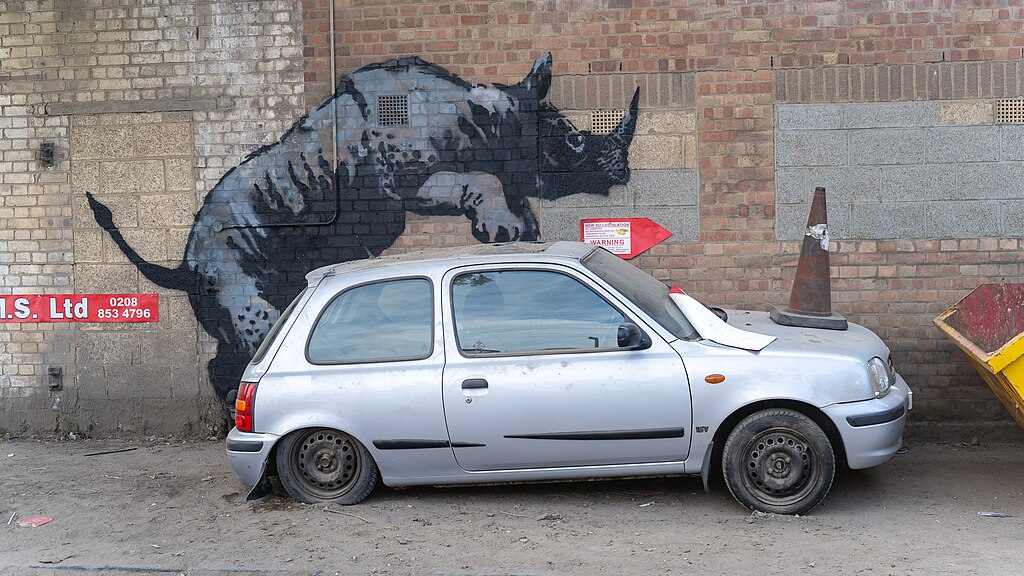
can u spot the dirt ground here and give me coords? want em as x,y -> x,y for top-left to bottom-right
1,433 -> 1022,576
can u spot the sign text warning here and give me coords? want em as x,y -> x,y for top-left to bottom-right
580,217 -> 673,259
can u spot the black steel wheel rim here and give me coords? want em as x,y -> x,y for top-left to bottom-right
739,426 -> 821,507
289,430 -> 362,499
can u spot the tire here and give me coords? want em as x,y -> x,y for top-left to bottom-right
721,408 -> 835,515
275,428 -> 379,505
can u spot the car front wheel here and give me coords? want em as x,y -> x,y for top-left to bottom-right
722,408 -> 835,515
275,428 -> 379,505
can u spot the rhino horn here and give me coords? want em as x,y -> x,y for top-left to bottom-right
610,87 -> 640,148
511,52 -> 552,100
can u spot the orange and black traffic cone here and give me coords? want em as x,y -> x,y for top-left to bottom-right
770,186 -> 848,330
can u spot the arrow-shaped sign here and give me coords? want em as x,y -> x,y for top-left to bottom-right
579,217 -> 673,259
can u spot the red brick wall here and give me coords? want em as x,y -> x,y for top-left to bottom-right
308,0 -> 1024,85
296,0 -> 1024,421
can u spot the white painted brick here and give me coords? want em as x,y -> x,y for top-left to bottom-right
2,0 -> 310,434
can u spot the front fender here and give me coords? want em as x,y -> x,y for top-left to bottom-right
677,339 -> 876,475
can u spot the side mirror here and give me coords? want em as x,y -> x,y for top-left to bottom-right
617,323 -> 651,350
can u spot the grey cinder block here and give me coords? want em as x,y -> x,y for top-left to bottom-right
1000,125 -> 1024,161
776,104 -> 842,131
881,165 -> 956,202
776,201 -> 852,241
849,128 -> 925,165
776,130 -> 848,167
630,169 -> 699,207
849,202 -> 929,238
924,126 -> 999,163
957,162 -> 1024,200
842,102 -> 939,128
776,167 -> 880,204
1000,201 -> 1024,236
925,200 -> 1002,237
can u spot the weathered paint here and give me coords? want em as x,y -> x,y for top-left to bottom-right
935,283 -> 1024,429
87,54 -> 641,401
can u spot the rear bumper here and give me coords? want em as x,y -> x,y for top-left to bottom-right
226,427 -> 279,486
823,375 -> 912,470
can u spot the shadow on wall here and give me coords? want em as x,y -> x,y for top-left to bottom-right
86,53 -> 641,402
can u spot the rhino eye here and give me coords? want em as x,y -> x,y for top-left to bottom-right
565,133 -> 585,153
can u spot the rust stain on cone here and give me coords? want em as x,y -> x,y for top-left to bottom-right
771,187 -> 848,330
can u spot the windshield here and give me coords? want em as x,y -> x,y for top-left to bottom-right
581,247 -> 698,341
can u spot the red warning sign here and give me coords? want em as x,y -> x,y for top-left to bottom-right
580,218 -> 672,259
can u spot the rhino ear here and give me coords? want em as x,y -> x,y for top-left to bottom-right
512,52 -> 552,100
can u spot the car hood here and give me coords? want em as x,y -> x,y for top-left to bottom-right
722,309 -> 890,363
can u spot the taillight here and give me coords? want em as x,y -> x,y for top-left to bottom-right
235,381 -> 257,432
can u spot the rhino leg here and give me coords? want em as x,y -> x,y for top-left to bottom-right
410,171 -> 538,242
194,252 -> 279,360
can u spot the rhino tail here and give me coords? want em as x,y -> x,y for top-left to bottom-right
85,192 -> 193,292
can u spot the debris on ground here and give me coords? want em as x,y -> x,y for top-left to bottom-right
977,511 -> 1008,518
83,447 -> 138,457
17,516 -> 52,528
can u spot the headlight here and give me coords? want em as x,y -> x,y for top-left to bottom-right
867,356 -> 892,398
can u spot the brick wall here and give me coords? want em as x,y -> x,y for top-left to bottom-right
308,0 -> 1024,423
0,0 -> 306,435
3,0 -> 1023,435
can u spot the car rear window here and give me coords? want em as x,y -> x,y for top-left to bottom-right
251,288 -> 306,364
306,278 -> 433,364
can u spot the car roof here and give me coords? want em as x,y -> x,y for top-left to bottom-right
306,241 -> 599,284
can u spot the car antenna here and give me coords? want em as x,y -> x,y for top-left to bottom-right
355,235 -> 375,259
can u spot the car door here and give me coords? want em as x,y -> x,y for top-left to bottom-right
275,276 -> 451,459
440,263 -> 691,471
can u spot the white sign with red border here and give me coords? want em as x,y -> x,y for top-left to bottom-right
581,220 -> 632,255
579,217 -> 673,259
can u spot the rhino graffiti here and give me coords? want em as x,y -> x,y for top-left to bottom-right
87,53 -> 641,402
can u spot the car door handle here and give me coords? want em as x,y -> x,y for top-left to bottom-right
462,378 -> 488,389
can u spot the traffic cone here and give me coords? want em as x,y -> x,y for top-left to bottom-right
770,187 -> 848,330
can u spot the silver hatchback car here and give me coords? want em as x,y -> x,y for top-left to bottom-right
226,241 -> 911,514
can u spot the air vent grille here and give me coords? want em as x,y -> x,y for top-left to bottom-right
590,109 -> 626,135
377,94 -> 409,126
996,99 -> 1024,123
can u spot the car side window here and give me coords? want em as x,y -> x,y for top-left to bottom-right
452,270 -> 627,355
307,278 -> 433,364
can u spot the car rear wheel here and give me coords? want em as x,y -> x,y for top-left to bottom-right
275,428 -> 378,505
722,408 -> 835,515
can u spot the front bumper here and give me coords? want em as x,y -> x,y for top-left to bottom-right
822,375 -> 912,470
226,427 -> 279,486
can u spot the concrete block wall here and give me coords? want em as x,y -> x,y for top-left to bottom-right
776,101 -> 1024,240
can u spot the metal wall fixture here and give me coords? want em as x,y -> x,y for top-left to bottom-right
590,109 -> 628,135
996,99 -> 1024,123
377,94 -> 410,126
39,141 -> 55,167
47,366 -> 63,390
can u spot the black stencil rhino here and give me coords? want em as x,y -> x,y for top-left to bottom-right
87,53 -> 640,402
